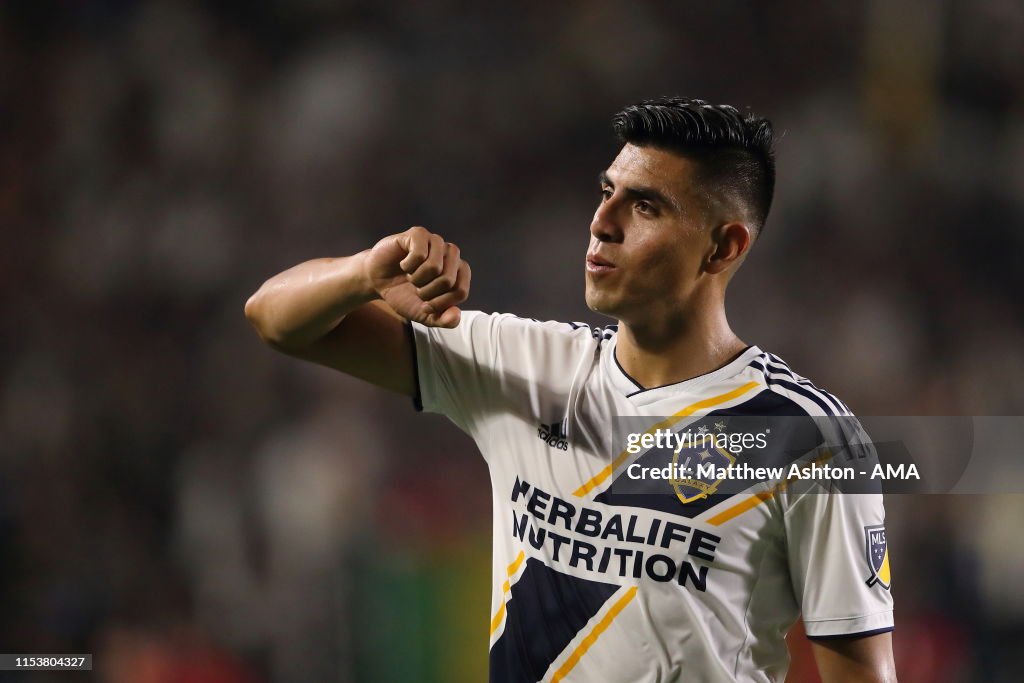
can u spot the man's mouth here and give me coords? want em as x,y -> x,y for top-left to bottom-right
586,253 -> 616,273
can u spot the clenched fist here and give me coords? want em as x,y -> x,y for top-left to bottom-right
364,226 -> 471,328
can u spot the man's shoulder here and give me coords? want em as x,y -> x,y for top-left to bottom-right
458,310 -> 617,343
564,320 -> 619,342
745,348 -> 853,418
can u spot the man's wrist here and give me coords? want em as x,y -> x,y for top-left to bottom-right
349,249 -> 382,305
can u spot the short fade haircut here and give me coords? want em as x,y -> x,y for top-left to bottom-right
612,97 -> 775,236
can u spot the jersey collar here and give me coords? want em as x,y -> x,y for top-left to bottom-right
605,337 -> 763,406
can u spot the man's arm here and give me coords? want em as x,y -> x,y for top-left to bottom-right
811,632 -> 897,683
243,226 -> 470,395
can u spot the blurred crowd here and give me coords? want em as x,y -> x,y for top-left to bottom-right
1,1 -> 1023,681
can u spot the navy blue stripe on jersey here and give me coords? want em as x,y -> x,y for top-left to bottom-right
766,377 -> 837,416
567,321 -> 617,341
806,626 -> 894,641
748,356 -> 870,474
763,362 -> 847,416
765,353 -> 850,415
747,358 -> 845,417
594,389 -> 823,519
770,362 -> 847,417
489,559 -> 618,683
760,369 -> 835,415
762,358 -> 847,415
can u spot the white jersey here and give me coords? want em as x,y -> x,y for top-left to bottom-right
411,312 -> 893,683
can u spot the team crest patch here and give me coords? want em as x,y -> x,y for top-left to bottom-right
864,525 -> 891,590
670,444 -> 736,504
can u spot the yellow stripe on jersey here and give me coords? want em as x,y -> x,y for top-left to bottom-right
573,381 -> 761,498
706,488 -> 776,525
549,586 -> 638,683
489,550 -> 527,637
707,450 -> 834,526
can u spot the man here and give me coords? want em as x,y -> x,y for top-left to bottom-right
245,97 -> 896,682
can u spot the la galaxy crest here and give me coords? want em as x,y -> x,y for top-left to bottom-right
864,524 -> 891,590
670,426 -> 736,504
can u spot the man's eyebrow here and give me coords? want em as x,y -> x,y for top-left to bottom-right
598,171 -> 680,213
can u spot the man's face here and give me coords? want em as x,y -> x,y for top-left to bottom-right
585,143 -> 711,323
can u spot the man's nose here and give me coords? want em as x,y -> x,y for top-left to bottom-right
590,199 -> 624,243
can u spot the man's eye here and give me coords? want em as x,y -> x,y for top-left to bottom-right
600,188 -> 613,200
636,201 -> 653,214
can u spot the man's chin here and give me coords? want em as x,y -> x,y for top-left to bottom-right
584,292 -> 620,319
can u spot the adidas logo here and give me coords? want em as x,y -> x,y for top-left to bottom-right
537,420 -> 569,451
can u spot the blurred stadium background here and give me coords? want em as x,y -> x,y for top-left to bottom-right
2,1 -> 1023,681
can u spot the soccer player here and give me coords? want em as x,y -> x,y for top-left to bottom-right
245,97 -> 896,682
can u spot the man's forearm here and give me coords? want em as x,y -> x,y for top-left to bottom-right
244,227 -> 470,394
811,633 -> 897,683
244,251 -> 376,349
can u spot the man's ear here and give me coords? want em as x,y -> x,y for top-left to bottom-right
704,222 -> 751,274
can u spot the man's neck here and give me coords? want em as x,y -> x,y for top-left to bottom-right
615,308 -> 748,390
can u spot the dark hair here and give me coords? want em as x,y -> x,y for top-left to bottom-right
612,97 -> 775,235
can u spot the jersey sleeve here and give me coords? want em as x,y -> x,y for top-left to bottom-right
409,311 -> 594,437
783,457 -> 895,639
